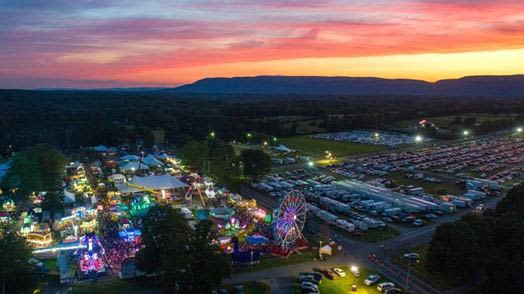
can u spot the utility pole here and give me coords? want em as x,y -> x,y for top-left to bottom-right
406,259 -> 412,293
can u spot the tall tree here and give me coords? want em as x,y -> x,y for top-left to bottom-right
426,221 -> 482,284
185,220 -> 232,293
137,207 -> 231,293
241,149 -> 271,181
0,230 -> 37,294
2,144 -> 65,207
178,140 -> 209,171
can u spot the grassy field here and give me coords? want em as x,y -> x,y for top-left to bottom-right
72,278 -> 160,294
394,114 -> 514,129
387,172 -> 464,195
234,248 -> 317,274
393,244 -> 452,291
356,226 -> 401,243
224,281 -> 271,294
280,135 -> 385,159
313,266 -> 383,294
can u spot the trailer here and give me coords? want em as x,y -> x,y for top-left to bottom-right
335,219 -> 355,233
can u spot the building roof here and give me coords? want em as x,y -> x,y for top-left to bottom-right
119,161 -> 149,172
128,174 -> 188,190
143,155 -> 164,167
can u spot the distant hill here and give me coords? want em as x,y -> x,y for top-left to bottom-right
172,75 -> 524,97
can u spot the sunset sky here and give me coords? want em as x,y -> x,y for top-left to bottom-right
2,0 -> 524,88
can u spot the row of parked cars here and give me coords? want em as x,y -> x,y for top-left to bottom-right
298,266 -> 403,293
312,130 -> 418,147
373,136 -> 524,180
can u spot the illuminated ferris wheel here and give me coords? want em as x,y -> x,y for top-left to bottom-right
274,190 -> 307,250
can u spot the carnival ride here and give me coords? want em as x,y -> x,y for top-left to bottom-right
129,195 -> 152,217
76,232 -> 106,277
272,191 -> 308,254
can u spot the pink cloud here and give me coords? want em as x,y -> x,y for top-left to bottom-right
1,0 -> 524,88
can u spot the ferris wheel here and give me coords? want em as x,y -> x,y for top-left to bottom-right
274,190 -> 307,250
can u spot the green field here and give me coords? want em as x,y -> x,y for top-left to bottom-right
394,114 -> 514,129
357,226 -> 401,243
280,135 -> 385,159
393,244 -> 451,291
387,172 -> 464,196
234,247 -> 316,274
72,278 -> 160,294
224,281 -> 270,294
312,266 -> 382,294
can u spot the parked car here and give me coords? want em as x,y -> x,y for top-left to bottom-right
350,266 -> 360,277
385,288 -> 403,294
319,268 -> 334,280
234,284 -> 244,294
403,253 -> 420,260
412,219 -> 424,226
332,267 -> 346,277
300,276 -> 320,285
301,282 -> 318,291
377,282 -> 395,292
363,274 -> 380,285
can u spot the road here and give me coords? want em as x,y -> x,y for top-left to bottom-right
236,185 -> 505,294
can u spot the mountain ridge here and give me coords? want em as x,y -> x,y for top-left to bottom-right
171,74 -> 524,97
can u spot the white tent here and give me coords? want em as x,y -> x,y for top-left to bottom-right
63,189 -> 75,204
128,174 -> 188,190
143,155 -> 164,167
275,144 -> 293,153
91,145 -> 116,152
119,161 -> 149,173
155,153 -> 170,160
108,174 -> 126,184
319,244 -> 332,256
119,154 -> 141,162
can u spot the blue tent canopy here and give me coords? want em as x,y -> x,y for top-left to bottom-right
246,234 -> 269,245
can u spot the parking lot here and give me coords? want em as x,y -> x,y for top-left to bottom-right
249,133 -> 524,247
311,130 -> 425,147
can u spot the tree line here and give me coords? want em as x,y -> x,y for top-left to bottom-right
426,183 -> 524,293
2,90 -> 524,157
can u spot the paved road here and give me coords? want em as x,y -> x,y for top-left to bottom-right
237,185 -> 505,294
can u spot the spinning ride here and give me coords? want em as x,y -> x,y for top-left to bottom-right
76,232 -> 106,276
273,191 -> 307,251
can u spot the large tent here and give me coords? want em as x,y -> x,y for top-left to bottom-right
119,161 -> 149,173
143,155 -> 164,168
128,174 -> 188,190
119,155 -> 141,162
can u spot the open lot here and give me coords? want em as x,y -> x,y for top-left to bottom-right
394,114 -> 515,129
234,248 -> 316,274
393,244 -> 452,291
280,135 -> 385,159
224,281 -> 271,294
301,265 -> 384,294
72,278 -> 160,294
386,171 -> 465,196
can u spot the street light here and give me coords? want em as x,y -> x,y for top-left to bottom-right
406,258 -> 420,292
350,265 -> 358,291
517,127 -> 523,133
263,141 -> 268,146
308,161 -> 315,168
273,137 -> 277,142
210,131 -> 215,138
463,130 -> 469,136
415,135 -> 423,143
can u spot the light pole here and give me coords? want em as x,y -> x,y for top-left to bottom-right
406,258 -> 419,293
319,240 -> 322,259
250,251 -> 254,272
350,265 -> 358,291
